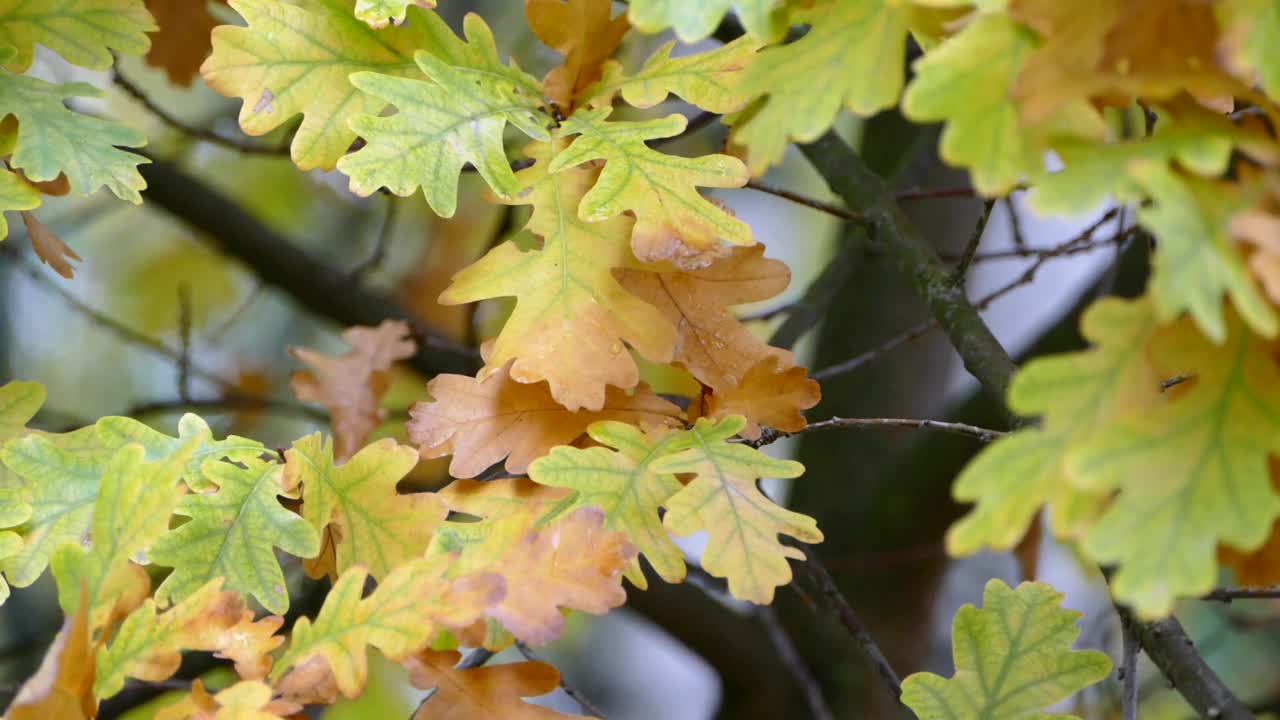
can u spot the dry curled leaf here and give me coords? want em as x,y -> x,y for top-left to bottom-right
289,319 -> 416,462
6,589 -> 95,720
407,649 -> 589,719
408,360 -> 682,478
155,679 -> 302,720
21,210 -> 81,279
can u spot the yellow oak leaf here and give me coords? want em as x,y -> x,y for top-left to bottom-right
730,0 -> 912,174
527,0 -> 630,110
587,36 -> 761,114
704,354 -> 820,439
270,555 -> 503,699
627,0 -> 790,43
431,505 -> 635,645
144,0 -> 227,86
289,319 -> 416,462
947,297 -> 1161,556
439,477 -> 573,521
408,360 -> 682,478
202,0 -> 462,170
1231,171 -> 1280,309
529,422 -> 687,589
94,578 -> 284,699
1217,0 -> 1280,100
615,244 -> 793,391
550,106 -> 752,261
283,434 -> 445,581
1070,305 -> 1280,618
406,649 -> 588,720
5,589 -> 96,720
1219,458 -> 1280,586
0,166 -> 40,239
0,0 -> 155,72
440,141 -> 676,412
653,415 -> 818,603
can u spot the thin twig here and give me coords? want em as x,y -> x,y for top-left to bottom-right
516,642 -> 609,719
757,605 -> 835,720
788,542 -> 910,715
113,70 -> 290,156
745,179 -> 864,222
952,199 -> 995,284
0,245 -> 239,393
750,416 -> 1006,448
177,284 -> 193,403
810,320 -> 934,381
1202,586 -> 1280,601
1122,618 -> 1140,720
1005,196 -> 1027,250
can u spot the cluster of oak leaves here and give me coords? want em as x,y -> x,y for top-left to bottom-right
6,0 -> 1280,717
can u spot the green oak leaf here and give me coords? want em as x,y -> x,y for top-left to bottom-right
730,0 -> 911,174
1217,0 -> 1280,100
627,0 -> 789,43
339,16 -> 550,217
902,580 -> 1112,720
203,0 -> 474,170
588,36 -> 762,114
1070,306 -> 1280,618
151,458 -> 319,615
653,415 -> 819,604
528,421 -> 686,589
0,380 -> 44,603
550,106 -> 751,260
0,69 -> 148,202
947,298 -> 1160,554
0,0 -> 155,72
354,0 -> 433,28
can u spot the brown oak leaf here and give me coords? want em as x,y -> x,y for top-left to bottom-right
407,649 -> 588,719
144,0 -> 228,86
527,0 -> 630,110
289,319 -> 416,461
21,211 -> 81,280
704,354 -> 819,439
6,590 -> 95,720
409,360 -> 683,478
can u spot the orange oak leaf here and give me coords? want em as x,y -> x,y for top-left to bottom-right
704,354 -> 820,439
407,649 -> 588,719
1231,171 -> 1280,307
6,590 -> 95,720
289,319 -> 416,462
408,360 -> 683,478
20,211 -> 81,280
527,0 -> 630,110
433,505 -> 635,645
144,0 -> 228,86
616,244 -> 794,391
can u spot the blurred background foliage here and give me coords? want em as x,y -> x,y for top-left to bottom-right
3,2 -> 1279,718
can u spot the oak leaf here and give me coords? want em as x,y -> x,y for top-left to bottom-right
615,244 -> 792,392
144,0 -> 227,85
0,380 -> 42,602
901,580 -> 1111,720
527,0 -> 630,110
1217,0 -> 1280,100
589,35 -> 760,115
337,14 -> 550,216
150,458 -> 320,614
0,0 -> 154,72
1070,305 -> 1280,618
627,0 -> 789,42
730,0 -> 912,174
94,578 -> 284,698
704,354 -> 820,439
529,422 -> 687,589
156,680 -> 302,720
654,415 -> 818,603
283,434 -> 444,581
0,65 -> 149,203
289,319 -> 416,462
270,556 -> 504,700
5,589 -> 95,720
550,106 -> 752,261
947,297 -> 1160,555
1219,458 -> 1280,586
202,0 -> 444,170
431,505 -> 635,645
0,168 -> 39,239
406,649 -> 588,719
440,142 -> 676,412
408,360 -> 682,478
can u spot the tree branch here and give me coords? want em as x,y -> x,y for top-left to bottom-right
798,129 -> 1249,720
750,416 -> 1006,448
137,156 -> 480,379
